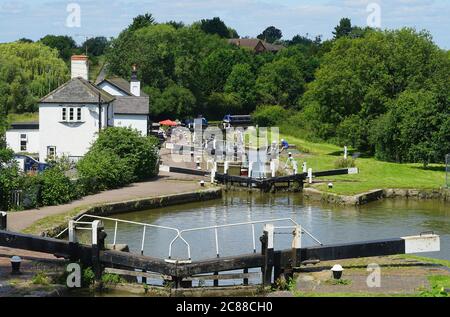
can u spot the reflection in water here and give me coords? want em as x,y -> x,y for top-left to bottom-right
102,193 -> 450,262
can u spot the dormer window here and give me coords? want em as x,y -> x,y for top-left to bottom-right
61,106 -> 83,122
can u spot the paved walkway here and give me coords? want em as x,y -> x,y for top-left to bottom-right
7,173 -> 207,232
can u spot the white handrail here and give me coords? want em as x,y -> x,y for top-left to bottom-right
56,215 -> 322,261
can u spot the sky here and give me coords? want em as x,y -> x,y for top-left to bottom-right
0,0 -> 449,49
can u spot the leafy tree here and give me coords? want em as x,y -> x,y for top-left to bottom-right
333,18 -> 353,39
301,28 -> 450,163
199,17 -> 232,38
151,85 -> 196,119
128,13 -> 156,32
370,90 -> 450,166
0,42 -> 69,113
166,21 -> 185,29
257,26 -> 283,43
201,48 -> 251,95
205,92 -> 242,119
256,57 -> 305,107
39,35 -> 77,60
18,38 -> 33,43
252,105 -> 288,127
224,63 -> 257,111
81,37 -> 110,56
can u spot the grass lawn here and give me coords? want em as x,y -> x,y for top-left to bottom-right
280,133 -> 446,195
7,112 -> 39,123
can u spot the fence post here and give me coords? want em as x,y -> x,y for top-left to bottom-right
91,220 -> 106,281
0,212 -> 7,230
260,224 -> 274,286
289,225 -> 302,279
308,168 -> 313,184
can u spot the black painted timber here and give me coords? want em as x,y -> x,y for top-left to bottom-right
169,166 -> 209,176
296,238 -> 406,263
0,230 -> 92,263
1,230 -> 410,285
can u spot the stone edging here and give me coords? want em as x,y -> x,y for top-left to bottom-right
303,187 -> 450,206
45,187 -> 222,237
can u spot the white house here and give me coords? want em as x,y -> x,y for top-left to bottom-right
6,55 -> 150,163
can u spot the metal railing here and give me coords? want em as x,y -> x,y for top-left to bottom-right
176,218 -> 322,259
56,214 -> 190,259
56,215 -> 322,262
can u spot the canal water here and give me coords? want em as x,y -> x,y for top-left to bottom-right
101,193 -> 450,263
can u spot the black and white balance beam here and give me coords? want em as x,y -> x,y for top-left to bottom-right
300,233 -> 440,262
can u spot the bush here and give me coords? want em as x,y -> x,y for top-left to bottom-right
88,127 -> 160,181
0,148 -> 21,210
334,157 -> 356,169
21,174 -> 43,209
39,167 -> 75,206
77,150 -> 134,193
252,105 -> 288,127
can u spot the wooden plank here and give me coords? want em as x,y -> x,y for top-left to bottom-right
104,267 -> 172,281
175,253 -> 264,277
186,272 -> 261,281
100,250 -> 176,276
0,230 -> 73,258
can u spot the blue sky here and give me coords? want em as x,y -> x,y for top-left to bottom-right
0,0 -> 449,49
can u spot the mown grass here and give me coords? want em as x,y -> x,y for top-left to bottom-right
22,206 -> 88,235
280,133 -> 446,195
7,112 -> 39,123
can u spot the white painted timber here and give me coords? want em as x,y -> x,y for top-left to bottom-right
6,129 -> 40,154
402,234 -> 440,254
114,114 -> 148,136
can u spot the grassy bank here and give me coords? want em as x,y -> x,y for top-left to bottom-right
7,112 -> 39,123
281,133 -> 446,195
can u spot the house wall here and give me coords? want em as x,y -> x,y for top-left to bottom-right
6,129 -> 40,154
97,82 -> 127,96
39,103 -> 110,162
114,114 -> 148,136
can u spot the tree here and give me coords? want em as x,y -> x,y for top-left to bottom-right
333,18 -> 353,39
166,21 -> 185,29
39,35 -> 77,60
18,38 -> 33,43
224,63 -> 257,112
252,105 -> 288,127
199,17 -> 232,38
370,90 -> 450,166
256,57 -> 305,107
301,28 -> 450,163
128,13 -> 156,32
201,48 -> 251,95
0,42 -> 69,113
257,26 -> 283,43
152,85 -> 196,119
81,37 -> 110,56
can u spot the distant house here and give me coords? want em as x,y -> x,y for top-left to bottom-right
228,38 -> 284,53
6,55 -> 150,163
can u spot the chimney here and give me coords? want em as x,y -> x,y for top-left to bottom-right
71,55 -> 89,80
130,64 -> 141,97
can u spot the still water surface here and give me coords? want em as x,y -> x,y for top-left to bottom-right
101,193 -> 450,261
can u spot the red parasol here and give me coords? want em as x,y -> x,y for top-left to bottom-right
159,120 -> 177,126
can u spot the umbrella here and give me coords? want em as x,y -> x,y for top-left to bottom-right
159,120 -> 177,126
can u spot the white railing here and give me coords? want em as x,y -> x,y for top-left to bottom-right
56,215 -> 322,262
